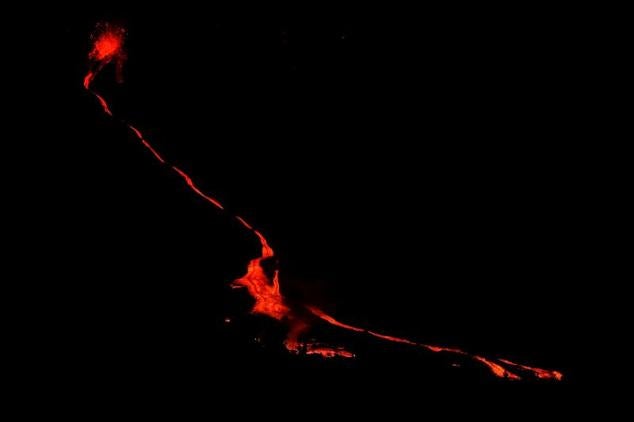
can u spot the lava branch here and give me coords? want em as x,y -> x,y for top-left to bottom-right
84,23 -> 563,382
306,306 -> 559,381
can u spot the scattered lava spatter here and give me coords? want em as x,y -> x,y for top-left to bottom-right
84,23 -> 563,381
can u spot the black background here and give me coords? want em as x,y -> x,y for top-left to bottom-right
31,6 -> 599,395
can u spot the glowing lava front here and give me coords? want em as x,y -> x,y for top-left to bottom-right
83,23 -> 563,381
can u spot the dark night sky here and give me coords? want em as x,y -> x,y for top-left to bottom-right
28,7 -> 601,394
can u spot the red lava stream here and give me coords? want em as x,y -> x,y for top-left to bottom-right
83,23 -> 562,382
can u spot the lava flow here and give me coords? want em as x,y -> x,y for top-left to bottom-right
83,23 -> 563,382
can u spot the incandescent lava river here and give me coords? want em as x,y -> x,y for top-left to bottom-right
83,23 -> 562,381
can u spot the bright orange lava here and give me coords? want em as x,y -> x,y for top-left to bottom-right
84,23 -> 563,382
499,359 -> 564,381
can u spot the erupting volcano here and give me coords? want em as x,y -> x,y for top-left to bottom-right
83,23 -> 563,382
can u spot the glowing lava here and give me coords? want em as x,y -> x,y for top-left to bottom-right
83,23 -> 563,381
84,23 -> 126,90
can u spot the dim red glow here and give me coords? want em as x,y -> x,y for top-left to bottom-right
83,22 -> 563,381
